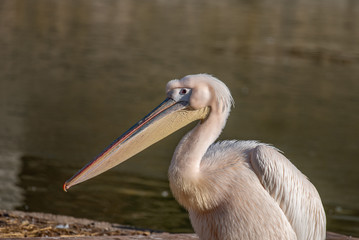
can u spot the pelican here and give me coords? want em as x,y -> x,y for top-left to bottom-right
64,74 -> 326,240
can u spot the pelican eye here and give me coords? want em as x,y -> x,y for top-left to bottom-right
180,89 -> 187,95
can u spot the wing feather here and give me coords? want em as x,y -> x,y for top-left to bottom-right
250,144 -> 326,240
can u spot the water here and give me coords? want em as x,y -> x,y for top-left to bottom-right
0,0 -> 358,236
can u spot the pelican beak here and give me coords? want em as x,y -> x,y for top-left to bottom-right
63,98 -> 210,191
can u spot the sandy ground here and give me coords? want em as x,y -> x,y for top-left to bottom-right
0,210 -> 357,239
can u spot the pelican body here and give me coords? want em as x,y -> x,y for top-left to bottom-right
64,74 -> 326,240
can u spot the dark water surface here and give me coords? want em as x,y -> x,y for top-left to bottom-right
0,0 -> 358,236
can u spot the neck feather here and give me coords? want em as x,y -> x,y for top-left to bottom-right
169,110 -> 227,176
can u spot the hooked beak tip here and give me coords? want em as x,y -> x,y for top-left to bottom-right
63,182 -> 69,192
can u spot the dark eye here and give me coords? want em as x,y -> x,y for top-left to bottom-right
180,89 -> 187,95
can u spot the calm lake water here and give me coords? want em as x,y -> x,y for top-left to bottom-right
0,0 -> 358,236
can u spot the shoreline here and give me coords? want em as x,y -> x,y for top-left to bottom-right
0,210 -> 357,239
0,210 -> 196,239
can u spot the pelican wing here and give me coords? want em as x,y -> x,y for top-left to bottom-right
250,145 -> 326,240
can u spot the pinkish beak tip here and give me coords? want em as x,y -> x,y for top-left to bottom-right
63,182 -> 69,192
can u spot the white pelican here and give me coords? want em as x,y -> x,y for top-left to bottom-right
64,74 -> 326,240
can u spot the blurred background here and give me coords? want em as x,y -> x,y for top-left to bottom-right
0,0 -> 358,236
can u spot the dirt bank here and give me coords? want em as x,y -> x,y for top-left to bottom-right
0,210 -> 357,240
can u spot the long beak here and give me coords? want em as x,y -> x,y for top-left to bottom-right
63,98 -> 210,191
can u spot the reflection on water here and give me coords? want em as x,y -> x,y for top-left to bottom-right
0,153 -> 23,209
18,155 -> 191,232
0,0 -> 358,236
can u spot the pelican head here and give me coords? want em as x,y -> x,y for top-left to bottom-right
63,74 -> 232,191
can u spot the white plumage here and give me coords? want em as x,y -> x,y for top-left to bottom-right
65,73 -> 326,240
167,74 -> 326,240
